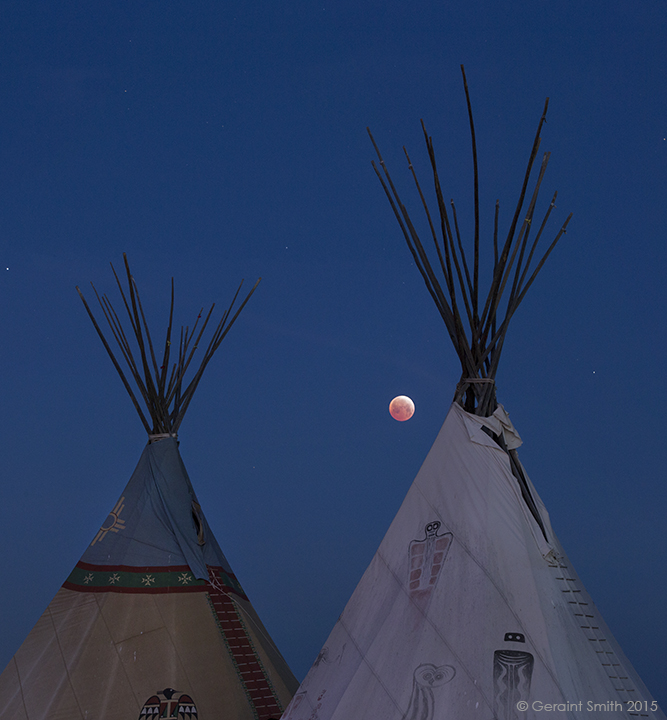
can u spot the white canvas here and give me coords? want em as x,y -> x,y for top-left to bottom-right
282,403 -> 663,720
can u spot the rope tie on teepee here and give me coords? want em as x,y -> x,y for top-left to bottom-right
149,432 -> 178,444
454,377 -> 495,405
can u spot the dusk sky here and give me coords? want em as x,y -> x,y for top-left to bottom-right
1,0 -> 665,707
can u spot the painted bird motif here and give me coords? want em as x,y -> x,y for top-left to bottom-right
138,688 -> 198,719
402,664 -> 456,720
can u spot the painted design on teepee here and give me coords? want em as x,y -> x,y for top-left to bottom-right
63,561 -> 246,596
139,688 -> 198,719
91,495 -> 126,545
408,521 -> 452,603
281,691 -> 307,719
493,649 -> 534,720
205,566 -> 285,719
313,646 -> 329,667
282,689 -> 327,720
312,643 -> 346,668
503,632 -> 525,643
401,663 -> 455,720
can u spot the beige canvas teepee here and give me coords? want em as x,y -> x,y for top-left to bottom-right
0,257 -> 297,719
280,69 -> 664,720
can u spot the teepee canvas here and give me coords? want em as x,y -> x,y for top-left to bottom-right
0,258 -> 297,719
281,70 -> 664,720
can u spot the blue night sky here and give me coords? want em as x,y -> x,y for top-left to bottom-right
1,0 -> 665,708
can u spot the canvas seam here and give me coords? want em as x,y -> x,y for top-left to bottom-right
91,592 -> 145,709
374,546 -> 494,712
10,656 -> 29,718
151,592 -> 198,709
46,602 -> 87,719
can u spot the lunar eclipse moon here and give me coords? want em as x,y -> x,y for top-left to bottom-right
389,395 -> 415,422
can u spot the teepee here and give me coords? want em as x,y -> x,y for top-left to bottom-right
281,69 -> 664,720
0,257 -> 297,719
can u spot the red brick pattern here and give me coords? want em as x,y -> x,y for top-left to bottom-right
207,569 -> 283,719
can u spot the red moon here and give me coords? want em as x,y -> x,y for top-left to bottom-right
389,395 -> 415,422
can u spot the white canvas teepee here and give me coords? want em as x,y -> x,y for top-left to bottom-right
0,258 -> 297,719
281,70 -> 664,720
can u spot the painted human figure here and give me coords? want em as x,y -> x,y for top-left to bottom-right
493,645 -> 534,720
408,521 -> 453,606
402,663 -> 456,720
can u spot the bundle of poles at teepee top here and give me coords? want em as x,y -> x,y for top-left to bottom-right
76,254 -> 260,437
369,65 -> 572,419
